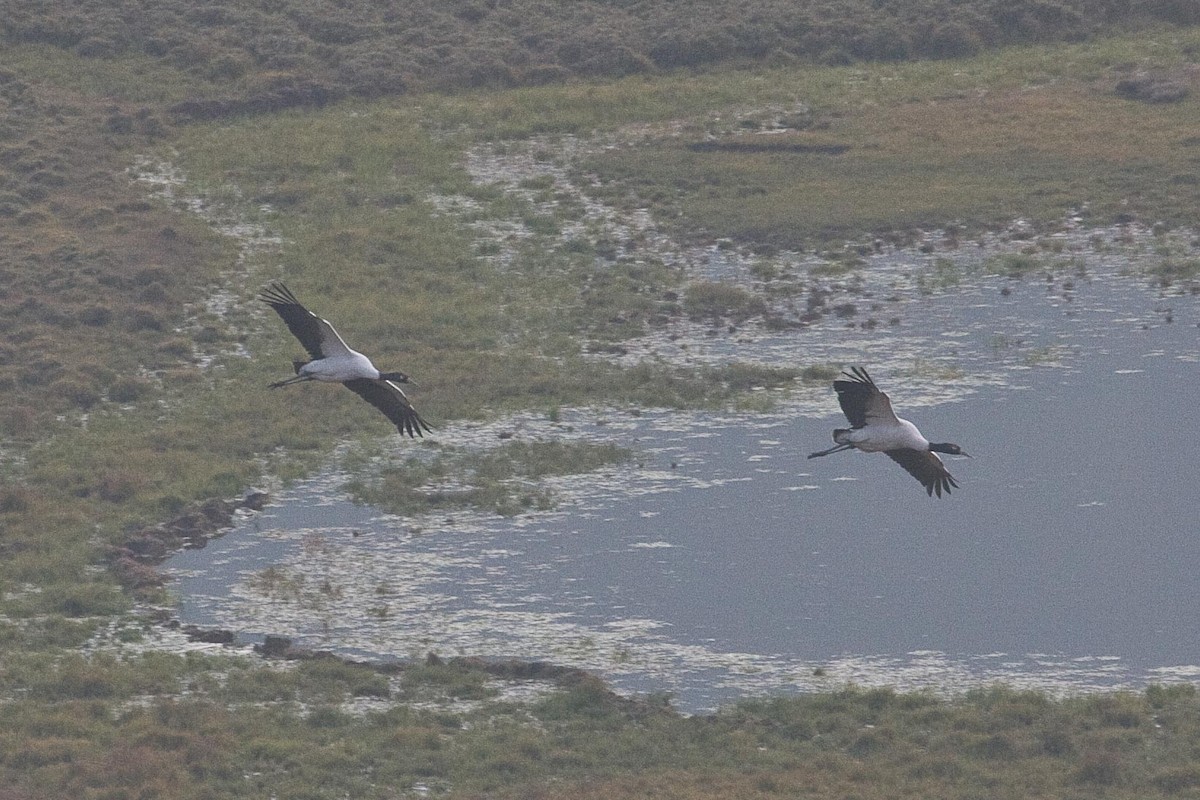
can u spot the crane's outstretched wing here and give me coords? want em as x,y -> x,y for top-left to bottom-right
832,366 -> 899,428
260,282 -> 354,360
342,378 -> 433,438
885,448 -> 958,498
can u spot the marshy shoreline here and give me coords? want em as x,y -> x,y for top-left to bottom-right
4,19 -> 1200,798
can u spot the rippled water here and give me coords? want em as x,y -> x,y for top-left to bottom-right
167,255 -> 1200,712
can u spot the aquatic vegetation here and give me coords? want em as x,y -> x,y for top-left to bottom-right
246,566 -> 309,603
920,257 -> 965,290
683,281 -> 768,322
986,252 -> 1046,276
1022,345 -> 1067,366
348,439 -> 632,517
800,364 -> 842,383
1149,257 -> 1200,287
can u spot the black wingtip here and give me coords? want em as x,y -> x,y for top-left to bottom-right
259,281 -> 300,307
841,365 -> 873,385
929,474 -> 959,499
398,418 -> 435,439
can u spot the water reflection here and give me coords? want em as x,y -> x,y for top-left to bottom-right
167,263 -> 1200,712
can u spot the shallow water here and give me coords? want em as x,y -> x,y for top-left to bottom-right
167,260 -> 1200,712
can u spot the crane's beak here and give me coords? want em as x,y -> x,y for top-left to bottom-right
383,372 -> 418,388
960,451 -> 972,458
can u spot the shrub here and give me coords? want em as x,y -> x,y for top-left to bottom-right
683,281 -> 766,321
53,379 -> 101,410
306,706 -> 352,728
0,485 -> 34,513
1148,0 -> 1200,24
126,310 -> 164,332
534,674 -> 625,720
79,306 -> 113,326
801,364 -> 841,383
108,377 -> 152,403
45,582 -> 127,617
987,253 -> 1043,276
337,49 -> 413,96
1036,725 -> 1073,756
924,21 -> 984,59
1075,747 -> 1122,785
297,659 -> 391,699
1154,765 -> 1200,792
97,470 -> 144,503
1145,683 -> 1196,708
0,405 -> 37,437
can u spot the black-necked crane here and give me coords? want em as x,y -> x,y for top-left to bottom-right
808,366 -> 968,497
259,282 -> 432,438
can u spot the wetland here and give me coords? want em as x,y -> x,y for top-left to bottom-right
5,17 -> 1200,798
168,222 -> 1200,713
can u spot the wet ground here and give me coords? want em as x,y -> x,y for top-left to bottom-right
166,247 -> 1200,713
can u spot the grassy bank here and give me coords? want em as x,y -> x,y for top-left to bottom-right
3,672 -> 1200,799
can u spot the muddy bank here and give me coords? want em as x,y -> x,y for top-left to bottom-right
107,490 -> 269,598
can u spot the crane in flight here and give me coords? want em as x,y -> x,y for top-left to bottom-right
260,282 -> 432,438
809,366 -> 967,497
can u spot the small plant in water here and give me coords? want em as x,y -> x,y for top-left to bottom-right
987,252 -> 1044,276
350,439 -> 632,517
683,281 -> 767,322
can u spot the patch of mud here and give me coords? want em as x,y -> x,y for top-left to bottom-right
82,621 -> 564,718
430,131 -> 684,277
108,490 -> 269,598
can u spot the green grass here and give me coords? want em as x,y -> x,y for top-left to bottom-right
3,676 -> 1200,798
167,100 -> 799,414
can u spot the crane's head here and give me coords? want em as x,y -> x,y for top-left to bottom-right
930,442 -> 970,457
380,371 -> 418,388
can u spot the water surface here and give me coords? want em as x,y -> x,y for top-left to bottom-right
168,261 -> 1200,712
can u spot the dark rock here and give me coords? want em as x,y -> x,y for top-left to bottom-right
169,511 -> 207,535
110,555 -> 166,593
258,635 -> 294,657
241,490 -> 270,511
123,532 -> 170,561
182,625 -> 236,644
198,497 -> 236,523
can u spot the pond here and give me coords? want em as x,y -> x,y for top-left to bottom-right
167,235 -> 1200,712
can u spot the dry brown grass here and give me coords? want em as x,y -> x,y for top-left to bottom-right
586,32 -> 1200,245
